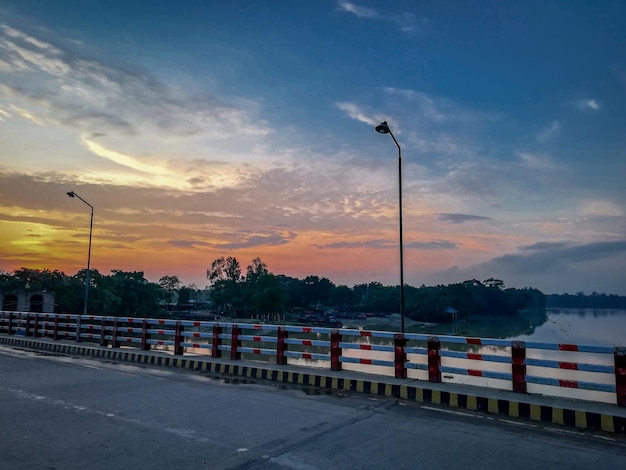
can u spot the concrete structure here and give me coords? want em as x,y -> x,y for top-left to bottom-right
1,334 -> 625,435
1,291 -> 54,313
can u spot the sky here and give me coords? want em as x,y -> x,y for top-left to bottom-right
0,0 -> 625,295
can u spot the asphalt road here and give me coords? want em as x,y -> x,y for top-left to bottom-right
1,345 -> 624,470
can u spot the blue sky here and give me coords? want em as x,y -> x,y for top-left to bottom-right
1,0 -> 625,295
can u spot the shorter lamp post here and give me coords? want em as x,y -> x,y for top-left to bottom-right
67,191 -> 93,318
375,121 -> 405,334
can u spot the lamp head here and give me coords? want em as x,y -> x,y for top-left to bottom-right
375,121 -> 391,134
66,191 -> 76,198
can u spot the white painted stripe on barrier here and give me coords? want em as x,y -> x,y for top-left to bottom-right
441,350 -> 511,364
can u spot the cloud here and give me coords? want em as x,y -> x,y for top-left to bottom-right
516,152 -> 558,170
168,240 -> 211,248
579,200 -> 623,217
215,231 -> 297,250
519,241 -> 571,251
0,23 -> 272,141
335,101 -> 378,126
317,239 -> 458,250
382,87 -> 495,124
317,239 -> 392,249
435,240 -> 626,294
406,240 -> 458,250
337,1 -> 379,19
337,1 -> 426,33
493,240 -> 626,272
437,213 -> 491,224
337,89 -> 491,157
574,99 -> 601,111
536,121 -> 561,143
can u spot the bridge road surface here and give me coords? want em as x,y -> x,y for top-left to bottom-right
0,346 -> 624,470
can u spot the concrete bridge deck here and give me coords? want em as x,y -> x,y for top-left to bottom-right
1,334 -> 625,435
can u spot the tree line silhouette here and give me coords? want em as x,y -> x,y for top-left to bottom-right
0,259 -> 558,322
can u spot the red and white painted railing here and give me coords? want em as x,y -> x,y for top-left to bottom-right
1,311 -> 624,407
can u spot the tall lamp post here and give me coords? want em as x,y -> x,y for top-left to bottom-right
375,121 -> 405,334
67,191 -> 93,317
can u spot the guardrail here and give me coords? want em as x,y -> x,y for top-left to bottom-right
1,311 -> 624,407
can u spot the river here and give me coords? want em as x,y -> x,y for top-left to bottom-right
509,308 -> 626,346
363,308 -> 626,347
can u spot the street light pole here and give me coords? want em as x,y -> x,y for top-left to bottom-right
67,191 -> 93,316
375,121 -> 405,334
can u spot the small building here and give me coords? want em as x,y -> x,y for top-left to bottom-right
445,306 -> 460,320
1,291 -> 55,313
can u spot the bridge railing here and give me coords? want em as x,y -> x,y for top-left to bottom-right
1,311 -> 624,407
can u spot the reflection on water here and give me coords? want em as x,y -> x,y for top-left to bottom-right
418,309 -> 548,340
511,308 -> 626,347
413,308 -> 626,347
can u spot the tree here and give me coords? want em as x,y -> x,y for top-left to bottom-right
207,257 -> 243,316
331,285 -> 358,307
207,256 -> 242,285
301,275 -> 335,308
246,257 -> 269,285
108,270 -> 162,317
250,274 -> 288,317
177,285 -> 193,305
85,269 -> 120,315
159,275 -> 181,305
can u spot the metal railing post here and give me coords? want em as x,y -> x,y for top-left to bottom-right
277,327 -> 288,365
174,321 -> 184,355
112,317 -> 120,348
512,341 -> 527,394
141,319 -> 150,351
230,324 -> 241,360
75,315 -> 82,343
33,314 -> 40,338
394,334 -> 407,379
615,347 -> 626,407
330,330 -> 342,371
212,323 -> 222,358
53,314 -> 59,340
100,317 -> 108,346
428,336 -> 441,383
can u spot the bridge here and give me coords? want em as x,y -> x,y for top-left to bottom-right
2,311 -> 626,468
2,311 -> 625,430
3,342 -> 625,469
